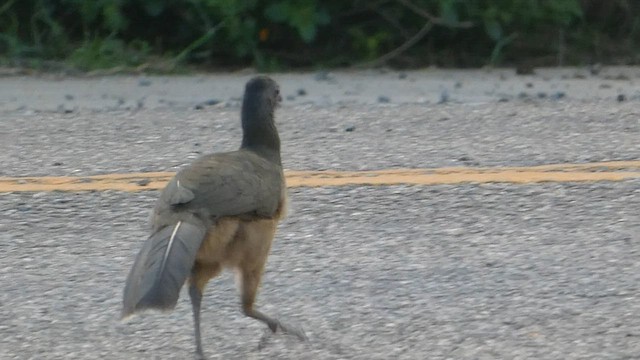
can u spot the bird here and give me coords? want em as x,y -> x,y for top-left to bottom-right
121,76 -> 306,359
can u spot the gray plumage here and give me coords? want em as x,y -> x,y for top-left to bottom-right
152,150 -> 284,231
122,220 -> 207,316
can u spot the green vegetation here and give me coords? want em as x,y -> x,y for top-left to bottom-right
1,0 -> 639,72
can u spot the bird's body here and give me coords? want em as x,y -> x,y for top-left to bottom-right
122,76 -> 304,359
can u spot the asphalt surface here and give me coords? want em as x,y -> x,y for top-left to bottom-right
1,69 -> 639,359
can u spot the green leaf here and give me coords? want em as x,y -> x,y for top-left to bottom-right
142,0 -> 164,17
298,23 -> 316,43
265,2 -> 290,22
484,20 -> 502,41
103,3 -> 126,33
440,0 -> 459,26
315,9 -> 330,25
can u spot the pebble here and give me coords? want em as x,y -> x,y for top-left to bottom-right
439,90 -> 449,104
314,71 -> 332,81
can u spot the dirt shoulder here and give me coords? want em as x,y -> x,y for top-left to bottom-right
1,66 -> 639,113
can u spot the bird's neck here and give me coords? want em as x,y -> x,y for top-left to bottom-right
240,101 -> 281,164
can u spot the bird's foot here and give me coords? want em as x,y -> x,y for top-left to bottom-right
276,320 -> 308,341
257,328 -> 274,350
268,318 -> 308,341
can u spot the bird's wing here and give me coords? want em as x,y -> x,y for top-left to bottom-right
153,150 -> 283,227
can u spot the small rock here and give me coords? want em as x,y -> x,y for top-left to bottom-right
516,64 -> 535,75
518,92 -> 528,99
454,81 -> 462,89
65,94 -> 74,101
57,104 -> 74,113
537,92 -> 547,99
617,94 -> 626,102
398,73 -> 407,79
136,179 -> 151,187
345,126 -> 356,132
526,82 -> 533,88
194,99 -> 220,110
599,83 -> 612,89
498,97 -> 509,102
438,90 -> 449,104
286,95 -> 295,101
297,88 -> 307,96
314,71 -> 331,81
138,78 -> 152,87
52,162 -> 63,166
550,91 -> 566,100
377,96 -> 390,103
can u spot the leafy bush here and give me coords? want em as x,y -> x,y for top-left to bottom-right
0,0 -> 638,71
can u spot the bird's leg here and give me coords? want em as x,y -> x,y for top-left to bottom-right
189,263 -> 221,360
189,282 -> 205,359
240,267 -> 307,341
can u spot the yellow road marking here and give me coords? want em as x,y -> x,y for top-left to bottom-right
0,161 -> 638,193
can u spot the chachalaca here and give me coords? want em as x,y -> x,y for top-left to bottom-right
121,76 -> 306,358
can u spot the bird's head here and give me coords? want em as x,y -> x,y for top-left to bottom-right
244,76 -> 281,113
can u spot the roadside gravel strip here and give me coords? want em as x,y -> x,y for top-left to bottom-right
0,69 -> 639,359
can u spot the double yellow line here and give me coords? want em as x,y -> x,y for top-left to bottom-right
1,161 -> 638,193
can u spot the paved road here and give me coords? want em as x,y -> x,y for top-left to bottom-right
1,70 -> 639,359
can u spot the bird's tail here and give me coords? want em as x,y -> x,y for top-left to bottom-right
121,220 -> 207,319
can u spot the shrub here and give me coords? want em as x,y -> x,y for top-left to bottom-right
0,0 -> 637,70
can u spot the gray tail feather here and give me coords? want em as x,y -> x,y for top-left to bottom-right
121,220 -> 207,318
